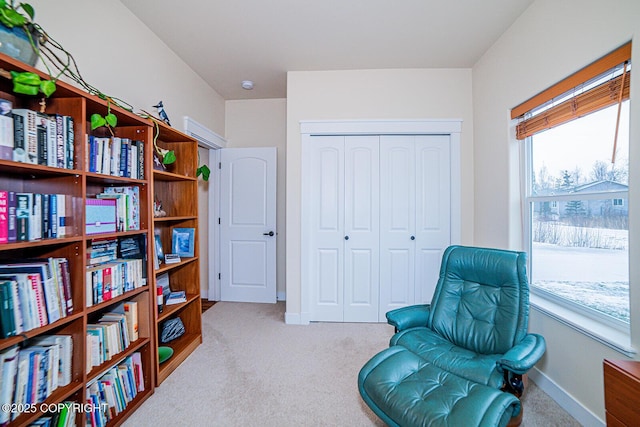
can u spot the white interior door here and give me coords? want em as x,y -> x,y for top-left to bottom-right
379,136 -> 416,318
305,136 -> 345,321
343,136 -> 379,322
220,147 -> 277,303
414,135 -> 451,304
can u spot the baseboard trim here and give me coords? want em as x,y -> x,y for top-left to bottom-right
284,311 -> 310,325
529,367 -> 604,427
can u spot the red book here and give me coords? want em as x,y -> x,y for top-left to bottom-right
0,190 -> 7,244
28,273 -> 48,327
102,266 -> 112,301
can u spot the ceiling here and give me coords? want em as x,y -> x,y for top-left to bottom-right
119,0 -> 533,100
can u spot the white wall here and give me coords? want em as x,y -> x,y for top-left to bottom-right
473,0 -> 640,422
225,99 -> 287,299
285,68 -> 474,320
30,0 -> 225,135
28,0 -> 225,304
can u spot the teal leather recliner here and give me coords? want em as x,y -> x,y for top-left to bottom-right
358,245 -> 546,427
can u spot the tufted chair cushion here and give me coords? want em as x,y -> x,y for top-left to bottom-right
428,246 -> 529,355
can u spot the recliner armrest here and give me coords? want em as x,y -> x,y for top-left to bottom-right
386,304 -> 430,331
497,334 -> 546,375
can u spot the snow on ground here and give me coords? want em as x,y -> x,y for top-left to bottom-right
531,242 -> 629,321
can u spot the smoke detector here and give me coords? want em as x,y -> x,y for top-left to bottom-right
241,80 -> 254,90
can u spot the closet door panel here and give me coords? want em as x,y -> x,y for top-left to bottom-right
307,136 -> 345,321
344,136 -> 379,322
415,135 -> 451,303
379,136 -> 416,318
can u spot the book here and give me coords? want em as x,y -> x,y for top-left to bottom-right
0,190 -> 7,244
85,198 -> 117,235
56,194 -> 68,238
102,186 -> 140,230
12,108 -> 37,164
7,191 -> 16,243
0,346 -> 19,424
31,335 -> 72,387
122,301 -> 138,341
165,290 -> 186,305
0,98 -> 13,161
0,280 -> 16,337
16,192 -> 31,241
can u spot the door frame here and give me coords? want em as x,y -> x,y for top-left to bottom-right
299,119 -> 462,325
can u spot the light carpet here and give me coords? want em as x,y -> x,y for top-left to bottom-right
124,301 -> 580,426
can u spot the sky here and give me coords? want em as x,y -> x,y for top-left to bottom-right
532,101 -> 630,181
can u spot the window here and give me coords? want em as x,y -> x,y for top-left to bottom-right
513,43 -> 631,330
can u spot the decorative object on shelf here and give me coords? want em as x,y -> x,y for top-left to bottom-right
153,101 -> 171,127
164,253 -> 181,264
158,346 -> 173,363
172,227 -> 195,258
160,317 -> 185,344
0,1 -> 39,66
165,290 -> 186,305
153,195 -> 166,217
154,231 -> 164,266
152,151 -> 166,171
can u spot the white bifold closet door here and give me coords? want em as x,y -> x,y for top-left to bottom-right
305,134 -> 450,322
378,135 -> 450,320
306,135 -> 379,322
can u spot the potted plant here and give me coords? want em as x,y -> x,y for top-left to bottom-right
0,1 -> 211,180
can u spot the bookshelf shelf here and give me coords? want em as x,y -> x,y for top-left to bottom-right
86,337 -> 151,382
157,293 -> 200,322
153,215 -> 198,223
153,170 -> 198,182
156,332 -> 201,384
85,286 -> 149,315
0,52 -> 158,425
9,381 -> 84,427
151,122 -> 202,387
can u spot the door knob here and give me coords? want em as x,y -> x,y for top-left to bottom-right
263,231 -> 275,236
410,236 -> 415,240
344,236 -> 349,240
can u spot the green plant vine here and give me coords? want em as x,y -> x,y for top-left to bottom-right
0,1 -> 211,180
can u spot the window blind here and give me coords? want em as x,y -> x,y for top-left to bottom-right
512,42 -> 631,140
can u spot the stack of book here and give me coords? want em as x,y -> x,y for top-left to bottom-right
0,191 -> 69,244
87,238 -> 118,266
86,136 -> 144,179
0,335 -> 73,423
85,259 -> 144,307
86,301 -> 138,369
86,353 -> 144,426
0,105 -> 75,170
0,258 -> 73,338
27,401 -> 76,427
95,186 -> 140,232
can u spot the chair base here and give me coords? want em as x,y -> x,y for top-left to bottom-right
359,346 -> 521,427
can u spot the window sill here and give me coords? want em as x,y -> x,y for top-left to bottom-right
530,293 -> 636,357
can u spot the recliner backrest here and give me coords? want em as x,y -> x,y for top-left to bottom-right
427,245 -> 529,355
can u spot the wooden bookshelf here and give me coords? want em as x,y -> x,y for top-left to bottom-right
0,51 -> 157,426
151,122 -> 202,386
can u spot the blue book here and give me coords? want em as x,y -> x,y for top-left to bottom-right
49,194 -> 57,238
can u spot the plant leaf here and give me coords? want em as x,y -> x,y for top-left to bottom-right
162,150 -> 176,165
105,113 -> 117,128
0,1 -> 7,9
4,8 -> 25,26
11,71 -> 41,85
12,81 -> 38,95
40,80 -> 56,97
197,165 -> 210,181
90,114 -> 106,130
19,3 -> 35,20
